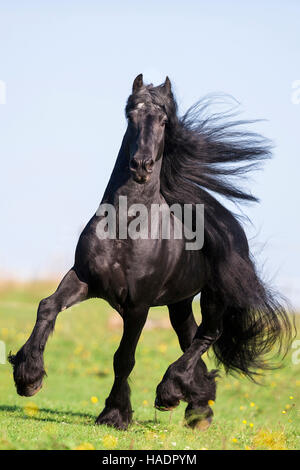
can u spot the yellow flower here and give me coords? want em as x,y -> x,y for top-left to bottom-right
232,438 -> 238,443
239,406 -> 245,411
158,343 -> 167,353
250,402 -> 255,407
91,396 -> 98,404
249,423 -> 254,428
282,410 -> 286,414
74,345 -> 83,355
75,442 -> 95,450
208,400 -> 214,406
242,420 -> 247,424
1,328 -> 8,338
143,400 -> 148,406
81,350 -> 91,359
102,435 -> 118,449
289,396 -> 294,400
253,429 -> 286,450
285,404 -> 291,410
145,431 -> 157,440
245,445 -> 252,450
24,402 -> 39,417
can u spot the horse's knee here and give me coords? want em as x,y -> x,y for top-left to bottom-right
37,297 -> 57,322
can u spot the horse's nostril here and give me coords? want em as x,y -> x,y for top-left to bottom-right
130,157 -> 154,174
144,159 -> 154,173
130,158 -> 139,170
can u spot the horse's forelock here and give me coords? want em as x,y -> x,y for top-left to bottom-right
126,83 -> 177,118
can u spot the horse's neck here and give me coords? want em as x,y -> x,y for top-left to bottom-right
102,135 -> 163,208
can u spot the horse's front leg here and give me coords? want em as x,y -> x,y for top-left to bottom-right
9,268 -> 88,396
96,306 -> 148,430
155,289 -> 223,429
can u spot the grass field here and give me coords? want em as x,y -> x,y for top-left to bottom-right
0,281 -> 299,450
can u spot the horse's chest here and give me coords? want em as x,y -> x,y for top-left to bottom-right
93,238 -> 169,308
96,237 -> 203,310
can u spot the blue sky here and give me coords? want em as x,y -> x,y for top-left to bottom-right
0,1 -> 300,306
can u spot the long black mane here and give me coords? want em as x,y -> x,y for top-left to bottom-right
136,84 -> 270,264
135,84 -> 271,204
162,97 -> 272,200
160,90 -> 270,266
131,84 -> 272,258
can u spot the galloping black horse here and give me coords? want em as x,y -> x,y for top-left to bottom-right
9,75 -> 292,430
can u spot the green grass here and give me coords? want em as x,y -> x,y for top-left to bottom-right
0,281 -> 299,450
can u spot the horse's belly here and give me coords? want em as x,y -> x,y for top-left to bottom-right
124,239 -> 206,306
150,255 -> 205,306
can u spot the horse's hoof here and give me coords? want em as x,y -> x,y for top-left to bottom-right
16,380 -> 43,397
8,351 -> 45,397
154,405 -> 176,412
190,417 -> 212,431
155,379 -> 182,412
184,405 -> 213,430
154,399 -> 179,412
154,394 -> 180,412
95,406 -> 131,430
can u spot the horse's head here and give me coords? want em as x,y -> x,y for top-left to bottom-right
125,74 -> 174,184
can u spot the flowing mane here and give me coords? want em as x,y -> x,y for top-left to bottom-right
129,84 -> 270,263
132,83 -> 272,204
159,89 -> 271,259
128,84 -> 272,261
161,95 -> 272,205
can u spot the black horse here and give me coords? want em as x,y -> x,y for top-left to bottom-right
9,75 -> 292,430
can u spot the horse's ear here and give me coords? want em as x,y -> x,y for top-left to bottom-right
132,74 -> 143,93
163,76 -> 172,95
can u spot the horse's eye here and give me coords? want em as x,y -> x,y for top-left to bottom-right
161,119 -> 168,127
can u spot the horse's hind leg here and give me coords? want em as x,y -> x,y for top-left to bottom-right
156,289 -> 224,429
9,268 -> 88,397
96,306 -> 148,430
168,297 -> 197,352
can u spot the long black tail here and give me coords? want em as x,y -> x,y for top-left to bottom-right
211,250 -> 293,380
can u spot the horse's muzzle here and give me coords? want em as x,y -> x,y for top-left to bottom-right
130,155 -> 154,183
131,172 -> 150,184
